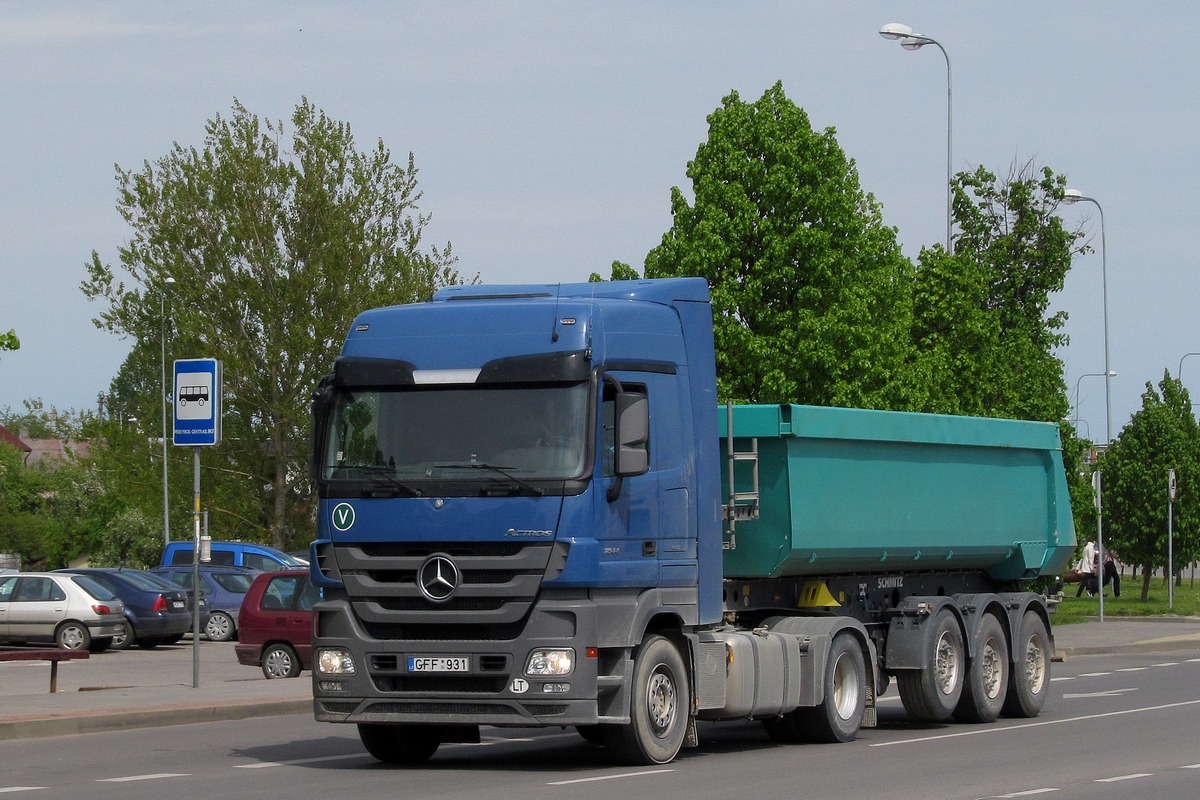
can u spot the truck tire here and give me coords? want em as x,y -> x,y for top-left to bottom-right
795,631 -> 867,743
358,723 -> 442,764
954,613 -> 1009,723
1002,611 -> 1051,718
603,634 -> 689,765
897,608 -> 965,721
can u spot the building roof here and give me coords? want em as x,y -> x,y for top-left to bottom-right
0,424 -> 32,453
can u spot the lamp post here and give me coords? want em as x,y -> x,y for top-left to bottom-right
1073,371 -> 1116,429
879,22 -> 953,254
160,276 -> 176,547
1062,190 -> 1112,444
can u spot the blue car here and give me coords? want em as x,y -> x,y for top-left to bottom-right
150,565 -> 260,641
55,568 -> 193,650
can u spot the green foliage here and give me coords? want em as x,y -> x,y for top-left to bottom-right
0,442 -> 102,569
644,82 -> 917,408
80,98 -> 465,551
1099,373 -> 1200,600
590,261 -> 640,282
0,328 -> 17,353
92,508 -> 163,569
0,399 -> 88,439
915,161 -> 1081,423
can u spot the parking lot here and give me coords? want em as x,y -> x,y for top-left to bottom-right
1,636 -> 270,697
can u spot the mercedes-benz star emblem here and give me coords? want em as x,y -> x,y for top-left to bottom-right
417,554 -> 461,602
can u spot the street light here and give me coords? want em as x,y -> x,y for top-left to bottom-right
1072,371 -> 1116,430
879,22 -> 953,253
1062,189 -> 1112,443
161,276 -> 176,547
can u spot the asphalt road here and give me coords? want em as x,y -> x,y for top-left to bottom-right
2,649 -> 1198,800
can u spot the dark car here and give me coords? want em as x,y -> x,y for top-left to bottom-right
235,571 -> 318,678
150,566 -> 259,642
55,568 -> 194,650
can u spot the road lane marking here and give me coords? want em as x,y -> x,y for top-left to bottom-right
235,754 -> 366,769
548,769 -> 673,785
993,789 -> 1059,797
1078,671 -> 1111,677
1116,667 -> 1148,672
1182,763 -> 1200,769
1152,662 -> 1178,668
1062,688 -> 1138,698
1097,773 -> 1151,782
869,697 -> 1200,747
96,773 -> 189,783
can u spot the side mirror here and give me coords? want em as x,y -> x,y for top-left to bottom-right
613,392 -> 649,477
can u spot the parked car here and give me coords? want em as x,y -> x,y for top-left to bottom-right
150,566 -> 259,642
235,570 -> 318,678
0,572 -> 125,651
55,568 -> 193,650
160,541 -> 305,572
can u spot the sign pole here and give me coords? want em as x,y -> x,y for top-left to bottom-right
192,446 -> 201,689
1093,471 -> 1104,622
1168,469 -> 1177,610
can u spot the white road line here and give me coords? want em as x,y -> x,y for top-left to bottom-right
548,769 -> 673,785
96,773 -> 190,783
1096,773 -> 1152,782
1182,763 -> 1200,769
993,789 -> 1059,797
235,753 -> 366,769
869,697 -> 1200,747
1116,667 -> 1148,672
1050,676 -> 1075,682
1079,671 -> 1111,677
1062,688 -> 1138,699
1152,662 -> 1179,668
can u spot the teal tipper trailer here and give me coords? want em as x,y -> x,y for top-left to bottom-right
719,404 -> 1076,582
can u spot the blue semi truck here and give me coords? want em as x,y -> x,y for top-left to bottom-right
307,278 -> 1076,765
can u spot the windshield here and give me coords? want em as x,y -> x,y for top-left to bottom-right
322,382 -> 590,485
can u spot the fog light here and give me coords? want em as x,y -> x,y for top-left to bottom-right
318,681 -> 346,692
542,683 -> 571,693
317,648 -> 357,675
525,648 -> 574,676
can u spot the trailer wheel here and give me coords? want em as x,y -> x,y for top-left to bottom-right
795,632 -> 867,742
1002,611 -> 1050,718
603,634 -> 689,765
954,613 -> 1009,723
897,608 -> 965,721
358,723 -> 442,764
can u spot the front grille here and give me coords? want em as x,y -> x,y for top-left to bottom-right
335,540 -> 565,635
373,675 -> 508,692
365,702 -> 523,716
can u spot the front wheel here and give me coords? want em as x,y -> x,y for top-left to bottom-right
358,723 -> 442,764
603,634 -> 690,765
204,611 -> 235,642
1002,611 -> 1051,718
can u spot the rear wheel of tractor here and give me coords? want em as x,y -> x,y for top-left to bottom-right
603,635 -> 689,765
954,613 -> 1009,723
1002,611 -> 1051,718
795,632 -> 867,742
358,723 -> 442,764
897,608 -> 965,722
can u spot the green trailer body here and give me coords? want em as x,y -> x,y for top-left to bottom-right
719,404 -> 1076,582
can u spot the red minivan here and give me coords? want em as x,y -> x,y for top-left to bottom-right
235,571 -> 318,678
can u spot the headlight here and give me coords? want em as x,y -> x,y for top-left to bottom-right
316,648 -> 357,675
525,648 -> 574,676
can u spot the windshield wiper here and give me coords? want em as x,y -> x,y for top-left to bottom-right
434,462 -> 545,496
335,465 -> 423,497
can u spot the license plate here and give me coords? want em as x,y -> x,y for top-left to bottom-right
171,601 -> 185,610
407,656 -> 469,672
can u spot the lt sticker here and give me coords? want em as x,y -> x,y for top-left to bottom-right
332,502 -> 356,531
510,678 -> 529,694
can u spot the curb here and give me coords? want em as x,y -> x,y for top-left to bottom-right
0,697 -> 312,741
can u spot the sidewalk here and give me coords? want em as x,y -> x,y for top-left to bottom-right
3,617 -> 1200,741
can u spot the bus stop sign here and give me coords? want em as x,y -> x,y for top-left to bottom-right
173,358 -> 222,446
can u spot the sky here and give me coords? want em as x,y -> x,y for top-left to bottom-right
1,2 -> 1196,442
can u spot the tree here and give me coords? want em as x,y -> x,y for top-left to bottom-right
643,82 -> 919,408
1100,373 -> 1200,600
914,161 -> 1083,423
0,328 -> 17,356
81,98 -> 463,550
